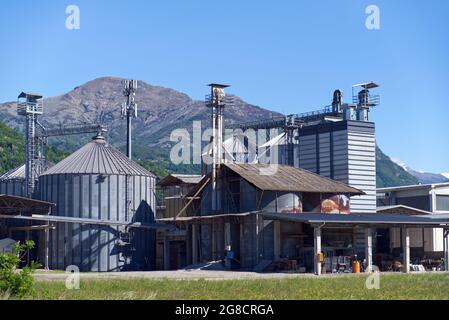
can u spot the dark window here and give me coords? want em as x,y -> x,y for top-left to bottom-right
396,196 -> 430,211
436,195 -> 449,211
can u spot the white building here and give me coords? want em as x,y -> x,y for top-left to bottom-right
377,183 -> 449,256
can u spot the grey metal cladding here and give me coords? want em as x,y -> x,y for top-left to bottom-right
36,136 -> 157,272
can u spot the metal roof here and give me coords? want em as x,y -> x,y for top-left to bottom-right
40,135 -> 155,177
258,212 -> 449,228
0,165 -> 25,181
0,194 -> 54,215
224,163 -> 364,194
377,182 -> 449,192
18,92 -> 43,99
377,205 -> 432,215
158,174 -> 203,187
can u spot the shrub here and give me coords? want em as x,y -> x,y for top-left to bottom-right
0,240 -> 40,298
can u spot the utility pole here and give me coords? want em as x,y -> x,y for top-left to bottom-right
122,79 -> 138,159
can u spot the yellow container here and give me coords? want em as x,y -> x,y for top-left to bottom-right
352,260 -> 360,273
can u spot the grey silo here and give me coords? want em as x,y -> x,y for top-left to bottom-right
0,165 -> 26,197
36,134 -> 157,272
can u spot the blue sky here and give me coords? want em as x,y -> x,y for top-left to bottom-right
0,0 -> 448,173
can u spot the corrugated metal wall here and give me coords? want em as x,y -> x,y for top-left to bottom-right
293,120 -> 377,213
37,173 -> 156,272
0,179 -> 26,197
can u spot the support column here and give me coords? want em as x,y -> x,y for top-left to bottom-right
211,223 -> 216,261
192,224 -> 198,264
444,230 -> 449,272
163,238 -> 170,271
365,227 -> 373,273
402,227 -> 410,273
314,226 -> 322,276
273,220 -> 281,260
45,227 -> 50,270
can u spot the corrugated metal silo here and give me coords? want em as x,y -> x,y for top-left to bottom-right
37,134 -> 157,272
0,165 -> 26,196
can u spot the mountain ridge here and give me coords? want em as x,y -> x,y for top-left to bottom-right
0,77 -> 422,187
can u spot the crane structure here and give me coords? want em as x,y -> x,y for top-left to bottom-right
17,91 -> 107,197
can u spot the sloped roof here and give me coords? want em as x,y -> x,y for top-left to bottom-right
377,205 -> 432,216
40,135 -> 155,177
224,163 -> 363,194
0,165 -> 25,181
158,174 -> 203,187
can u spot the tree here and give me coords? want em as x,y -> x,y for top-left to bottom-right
0,240 -> 40,298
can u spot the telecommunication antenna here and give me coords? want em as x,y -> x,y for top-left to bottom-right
122,79 -> 138,159
17,92 -> 44,197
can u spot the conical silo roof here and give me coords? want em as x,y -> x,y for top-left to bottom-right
0,165 -> 25,181
40,135 -> 155,177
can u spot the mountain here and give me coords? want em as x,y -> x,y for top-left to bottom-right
0,77 -> 280,176
0,77 -> 428,187
0,77 -> 279,150
376,147 -> 420,188
391,157 -> 449,185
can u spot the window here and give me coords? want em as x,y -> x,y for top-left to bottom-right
436,195 -> 449,211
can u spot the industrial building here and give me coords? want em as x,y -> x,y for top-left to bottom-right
377,183 -> 449,263
1,81 -> 449,275
0,83 -> 169,272
156,83 -> 449,275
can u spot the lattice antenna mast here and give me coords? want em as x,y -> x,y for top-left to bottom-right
206,83 -> 231,212
122,79 -> 138,159
17,92 -> 44,197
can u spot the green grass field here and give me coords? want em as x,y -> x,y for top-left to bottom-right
28,273 -> 449,300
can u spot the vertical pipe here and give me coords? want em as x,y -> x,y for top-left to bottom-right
314,226 -> 322,275
365,227 -> 373,273
402,227 -> 410,273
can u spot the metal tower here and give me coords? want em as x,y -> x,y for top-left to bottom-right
206,84 -> 231,212
122,79 -> 138,159
17,92 -> 44,197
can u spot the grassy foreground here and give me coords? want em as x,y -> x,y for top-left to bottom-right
28,273 -> 449,300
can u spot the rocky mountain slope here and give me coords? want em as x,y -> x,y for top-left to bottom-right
0,77 -> 424,187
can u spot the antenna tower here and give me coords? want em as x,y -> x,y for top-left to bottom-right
122,79 -> 138,159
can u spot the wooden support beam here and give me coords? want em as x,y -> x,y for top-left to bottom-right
163,238 -> 170,271
192,224 -> 198,264
273,220 -> 281,260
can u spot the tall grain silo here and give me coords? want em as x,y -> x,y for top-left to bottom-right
37,134 -> 157,272
0,165 -> 26,196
